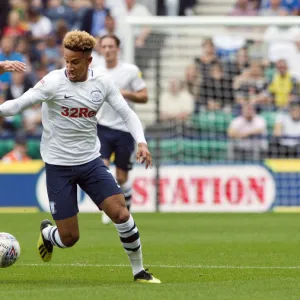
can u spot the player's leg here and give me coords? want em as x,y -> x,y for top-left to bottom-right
100,195 -> 160,283
97,124 -> 114,224
78,158 -> 160,283
114,131 -> 135,211
37,163 -> 80,262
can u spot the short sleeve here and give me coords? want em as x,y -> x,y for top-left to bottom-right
32,71 -> 59,103
130,66 -> 146,92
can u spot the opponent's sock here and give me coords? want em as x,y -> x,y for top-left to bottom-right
121,180 -> 132,211
42,226 -> 67,248
114,215 -> 143,275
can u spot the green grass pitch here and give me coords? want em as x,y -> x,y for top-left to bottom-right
1,213 -> 300,300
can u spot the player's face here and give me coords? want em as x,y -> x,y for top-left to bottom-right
64,48 -> 92,82
100,38 -> 119,63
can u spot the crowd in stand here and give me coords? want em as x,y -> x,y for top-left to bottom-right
159,30 -> 300,160
1,0 -> 300,162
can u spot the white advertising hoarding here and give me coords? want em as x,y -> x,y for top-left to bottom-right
36,165 -> 276,213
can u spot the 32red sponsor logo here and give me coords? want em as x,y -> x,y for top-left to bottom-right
61,107 -> 96,118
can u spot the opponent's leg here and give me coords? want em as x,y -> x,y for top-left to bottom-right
116,168 -> 132,211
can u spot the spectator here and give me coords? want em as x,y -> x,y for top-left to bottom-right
185,64 -> 200,99
27,6 -> 53,42
0,0 -> 10,36
234,61 -> 268,105
6,72 -> 32,100
198,63 -> 234,113
195,38 -> 219,80
268,59 -> 298,109
113,0 -> 152,48
43,35 -> 61,71
157,0 -> 196,16
259,0 -> 288,16
45,0 -> 75,29
55,19 -> 69,44
3,10 -> 29,38
68,0 -> 92,29
160,79 -> 194,121
23,103 -> 43,136
0,36 -> 25,87
80,0 -> 110,37
223,47 -> 250,80
1,135 -> 31,162
0,115 -> 12,137
227,103 -> 268,161
229,0 -> 257,16
99,15 -> 117,37
260,0 -> 299,15
272,99 -> 300,157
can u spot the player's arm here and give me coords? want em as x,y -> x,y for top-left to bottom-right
105,78 -> 152,169
120,87 -> 148,104
0,73 -> 56,116
0,60 -> 26,75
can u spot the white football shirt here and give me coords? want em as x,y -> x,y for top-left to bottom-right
0,68 -> 147,166
96,61 -> 146,132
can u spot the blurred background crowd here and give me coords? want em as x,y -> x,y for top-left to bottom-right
1,0 -> 300,163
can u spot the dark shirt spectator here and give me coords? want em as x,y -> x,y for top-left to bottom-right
195,38 -> 220,80
80,0 -> 110,36
45,0 -> 75,29
199,63 -> 234,112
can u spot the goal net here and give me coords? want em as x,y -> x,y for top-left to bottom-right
124,16 -> 300,208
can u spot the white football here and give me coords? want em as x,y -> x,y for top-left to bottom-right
0,232 -> 21,268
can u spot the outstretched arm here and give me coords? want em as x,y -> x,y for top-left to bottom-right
0,60 -> 26,75
0,91 -> 38,116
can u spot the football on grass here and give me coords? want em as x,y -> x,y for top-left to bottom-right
0,232 -> 21,268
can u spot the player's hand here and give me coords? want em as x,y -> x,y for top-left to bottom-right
136,143 -> 152,169
0,61 -> 27,73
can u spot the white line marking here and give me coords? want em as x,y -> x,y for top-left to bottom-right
19,263 -> 300,270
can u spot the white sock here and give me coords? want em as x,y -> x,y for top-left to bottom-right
114,215 -> 143,275
42,226 -> 67,248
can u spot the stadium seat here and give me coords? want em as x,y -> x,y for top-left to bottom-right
183,139 -> 228,162
27,139 -> 41,159
191,111 -> 233,134
0,140 -> 14,158
148,139 -> 228,163
148,139 -> 182,163
261,111 -> 277,134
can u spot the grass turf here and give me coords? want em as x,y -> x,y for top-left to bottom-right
0,213 -> 300,300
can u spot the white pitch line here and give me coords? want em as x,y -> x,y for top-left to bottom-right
19,263 -> 300,270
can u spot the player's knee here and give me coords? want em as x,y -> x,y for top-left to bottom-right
116,169 -> 128,186
116,174 -> 127,186
112,207 -> 130,224
61,232 -> 80,247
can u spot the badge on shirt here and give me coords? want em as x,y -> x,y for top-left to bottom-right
91,90 -> 103,103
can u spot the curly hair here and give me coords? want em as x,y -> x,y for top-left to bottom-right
63,30 -> 96,53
